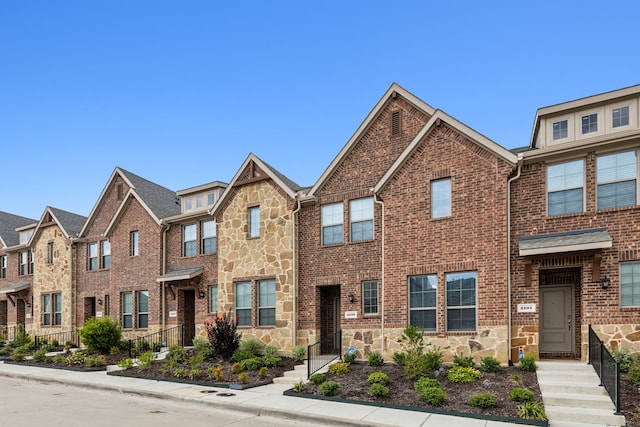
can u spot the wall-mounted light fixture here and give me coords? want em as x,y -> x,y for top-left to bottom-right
198,290 -> 206,299
97,298 -> 103,305
601,276 -> 610,290
348,292 -> 355,303
25,302 -> 31,309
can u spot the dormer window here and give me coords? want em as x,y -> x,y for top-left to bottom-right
552,120 -> 568,140
581,113 -> 598,134
612,106 -> 630,128
19,229 -> 33,245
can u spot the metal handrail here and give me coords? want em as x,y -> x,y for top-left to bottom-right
34,330 -> 80,349
128,325 -> 183,358
307,329 -> 341,378
588,325 -> 621,415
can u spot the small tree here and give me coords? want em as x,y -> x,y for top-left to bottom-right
78,317 -> 122,353
205,312 -> 241,360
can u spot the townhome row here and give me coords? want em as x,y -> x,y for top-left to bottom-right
2,83 -> 640,364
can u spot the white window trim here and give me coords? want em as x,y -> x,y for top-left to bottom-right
258,279 -> 276,326
362,280 -> 379,316
321,202 -> 344,245
596,149 -> 638,210
349,197 -> 374,242
408,274 -> 438,332
444,271 -> 478,332
546,158 -> 586,216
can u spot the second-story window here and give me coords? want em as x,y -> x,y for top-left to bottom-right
88,243 -> 98,271
18,251 -> 28,276
248,206 -> 260,238
130,231 -> 139,256
202,220 -> 216,254
321,203 -> 343,245
183,224 -> 197,256
350,197 -> 373,242
101,241 -> 111,269
581,113 -> 598,134
29,250 -> 34,274
0,255 -> 6,278
552,120 -> 568,140
431,178 -> 451,218
547,159 -> 584,216
613,106 -> 630,128
47,242 -> 54,264
597,150 -> 637,210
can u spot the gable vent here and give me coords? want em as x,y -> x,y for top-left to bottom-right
391,110 -> 401,136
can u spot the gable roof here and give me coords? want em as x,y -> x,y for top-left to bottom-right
80,167 -> 180,236
210,153 -> 302,217
0,211 -> 37,248
305,83 -> 436,198
29,207 -> 87,243
374,109 -> 518,193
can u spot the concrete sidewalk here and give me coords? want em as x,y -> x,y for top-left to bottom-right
0,361 -> 532,427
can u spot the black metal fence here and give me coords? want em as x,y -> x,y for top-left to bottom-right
588,324 -> 621,414
128,325 -> 183,358
307,329 -> 341,378
0,325 -> 17,341
34,330 -> 80,349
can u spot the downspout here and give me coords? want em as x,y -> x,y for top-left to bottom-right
70,237 -> 77,333
507,153 -> 524,366
161,224 -> 171,336
291,197 -> 302,351
372,191 -> 385,356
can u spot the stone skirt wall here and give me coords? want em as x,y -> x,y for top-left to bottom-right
510,325 -> 539,362
587,324 -> 640,359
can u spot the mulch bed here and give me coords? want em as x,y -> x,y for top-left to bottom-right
621,374 -> 640,427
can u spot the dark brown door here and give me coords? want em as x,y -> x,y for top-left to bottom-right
183,290 -> 196,346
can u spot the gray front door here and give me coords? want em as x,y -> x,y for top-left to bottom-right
540,285 -> 573,353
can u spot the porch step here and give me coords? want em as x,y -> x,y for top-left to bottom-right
272,361 -> 308,385
537,361 -> 625,427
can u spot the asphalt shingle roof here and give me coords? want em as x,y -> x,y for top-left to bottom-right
0,211 -> 37,247
48,207 -> 87,238
118,168 -> 181,220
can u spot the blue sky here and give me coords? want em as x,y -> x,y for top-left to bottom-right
2,1 -> 639,220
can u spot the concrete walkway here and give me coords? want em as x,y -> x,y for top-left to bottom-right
0,361 -> 533,427
537,360 -> 625,427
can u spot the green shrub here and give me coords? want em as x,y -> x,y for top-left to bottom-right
11,351 -> 27,361
509,387 -> 536,403
189,353 -> 207,368
110,346 -> 121,356
292,380 -> 306,392
258,366 -> 268,378
193,336 -> 212,358
480,356 -> 501,373
628,362 -> 640,386
137,340 -> 151,352
447,366 -> 483,383
167,346 -> 187,364
33,348 -> 51,362
117,358 -> 134,369
137,351 -> 157,370
240,357 -> 263,371
174,367 -> 186,378
468,392 -> 497,408
189,368 -> 201,380
309,373 -> 326,384
152,342 -> 162,352
262,354 -> 282,368
392,351 -> 406,366
231,350 -> 255,362
518,401 -> 547,420
238,372 -> 249,384
510,373 -> 522,383
0,347 -> 11,356
453,354 -> 475,368
292,345 -> 306,362
612,348 -> 634,373
369,383 -> 389,397
54,354 -> 67,364
404,349 -> 443,380
263,344 -> 278,357
205,312 -> 241,360
319,381 -> 340,396
231,362 -> 243,374
343,352 -> 356,364
328,362 -> 350,375
238,338 -> 263,356
78,317 -> 122,354
519,354 -> 538,372
414,377 -> 446,406
367,351 -> 384,367
11,325 -> 31,348
68,351 -> 86,365
209,365 -> 224,381
367,372 -> 388,385
86,355 -> 107,367
16,342 -> 34,354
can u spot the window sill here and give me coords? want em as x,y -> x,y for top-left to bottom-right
430,216 -> 452,222
321,242 -> 344,248
348,239 -> 375,245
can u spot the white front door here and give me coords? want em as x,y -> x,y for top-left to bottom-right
540,285 -> 573,353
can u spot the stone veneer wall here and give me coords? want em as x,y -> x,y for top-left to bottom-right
587,324 -> 640,359
510,325 -> 539,362
32,225 -> 73,336
217,179 -> 295,354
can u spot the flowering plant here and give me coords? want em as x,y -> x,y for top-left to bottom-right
204,311 -> 241,360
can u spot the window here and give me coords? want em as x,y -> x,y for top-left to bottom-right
183,224 -> 197,256
196,195 -> 204,209
409,275 -> 437,331
202,220 -> 216,254
362,280 -> 379,315
185,197 -> 193,211
431,178 -> 451,218
446,272 -> 476,331
18,251 -> 28,276
321,203 -> 343,245
101,240 -> 111,269
137,291 -> 149,329
42,294 -> 51,326
350,198 -> 374,242
1,255 -> 6,278
613,106 -> 629,128
621,262 -> 640,306
235,281 -> 252,326
258,279 -> 276,326
104,295 -> 110,316
597,151 -> 637,210
47,242 -> 54,264
19,230 -> 33,245
130,231 -> 139,256
207,193 -> 216,205
248,206 -> 260,238
88,243 -> 98,271
122,292 -> 133,328
552,120 -> 568,140
209,285 -> 218,314
547,159 -> 584,215
53,293 -> 62,326
29,251 -> 34,274
581,113 -> 598,134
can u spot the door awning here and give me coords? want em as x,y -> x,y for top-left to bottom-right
519,228 -> 612,256
0,281 -> 31,294
156,266 -> 204,283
